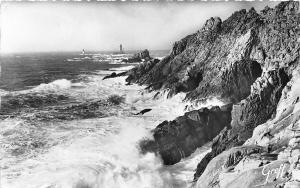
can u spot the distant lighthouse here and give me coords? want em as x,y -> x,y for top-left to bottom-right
120,44 -> 124,54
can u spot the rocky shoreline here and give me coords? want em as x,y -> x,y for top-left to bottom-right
109,1 -> 299,187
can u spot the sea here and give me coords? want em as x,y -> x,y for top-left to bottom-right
0,51 -> 213,188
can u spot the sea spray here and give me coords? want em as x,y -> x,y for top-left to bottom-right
1,66 -> 211,188
32,79 -> 72,93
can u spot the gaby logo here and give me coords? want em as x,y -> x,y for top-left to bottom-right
261,163 -> 287,184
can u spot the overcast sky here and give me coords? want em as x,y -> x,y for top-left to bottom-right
0,1 -> 278,53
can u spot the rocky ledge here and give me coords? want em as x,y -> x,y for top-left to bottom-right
126,1 -> 299,188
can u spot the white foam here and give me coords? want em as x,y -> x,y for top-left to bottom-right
32,79 -> 72,93
0,88 -> 9,96
108,65 -> 135,72
1,72 -> 212,188
184,97 -> 225,111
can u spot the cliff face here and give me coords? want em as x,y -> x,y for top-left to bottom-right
193,2 -> 299,187
127,1 -> 299,188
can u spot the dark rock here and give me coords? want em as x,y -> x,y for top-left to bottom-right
134,108 -> 152,115
140,104 -> 232,165
188,59 -> 262,103
102,71 -> 127,80
193,152 -> 213,182
103,72 -> 117,80
126,58 -> 160,84
135,49 -> 151,60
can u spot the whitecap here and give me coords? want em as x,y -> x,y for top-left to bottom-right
0,88 -> 9,96
32,79 -> 72,93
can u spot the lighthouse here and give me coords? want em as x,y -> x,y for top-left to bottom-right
120,44 -> 124,54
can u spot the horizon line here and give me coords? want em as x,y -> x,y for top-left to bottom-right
0,49 -> 170,55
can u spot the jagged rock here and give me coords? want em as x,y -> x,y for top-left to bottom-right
126,58 -> 160,85
123,49 -> 151,63
126,1 -> 299,103
140,104 -> 232,165
134,49 -> 151,60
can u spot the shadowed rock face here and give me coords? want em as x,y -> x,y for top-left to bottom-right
126,59 -> 160,85
140,105 -> 232,165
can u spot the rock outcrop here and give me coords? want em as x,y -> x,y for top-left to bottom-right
102,71 -> 127,80
126,1 -> 299,187
123,49 -> 151,63
126,59 -> 160,87
140,104 -> 232,165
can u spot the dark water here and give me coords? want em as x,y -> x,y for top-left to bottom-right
0,52 -> 130,91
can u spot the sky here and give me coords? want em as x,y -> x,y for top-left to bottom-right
0,1 -> 278,53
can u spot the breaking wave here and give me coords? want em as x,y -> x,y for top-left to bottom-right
0,88 -> 9,96
32,79 -> 72,93
1,66 -> 211,188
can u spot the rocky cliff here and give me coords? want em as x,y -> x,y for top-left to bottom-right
127,1 -> 298,103
127,1 -> 300,188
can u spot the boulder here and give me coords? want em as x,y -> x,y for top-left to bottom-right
140,104 -> 232,165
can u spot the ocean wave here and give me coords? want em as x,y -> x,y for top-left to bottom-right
32,79 -> 72,92
1,71 -> 216,188
108,65 -> 135,72
0,89 -> 9,96
1,116 -> 207,188
0,93 -> 69,114
184,97 -> 225,112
